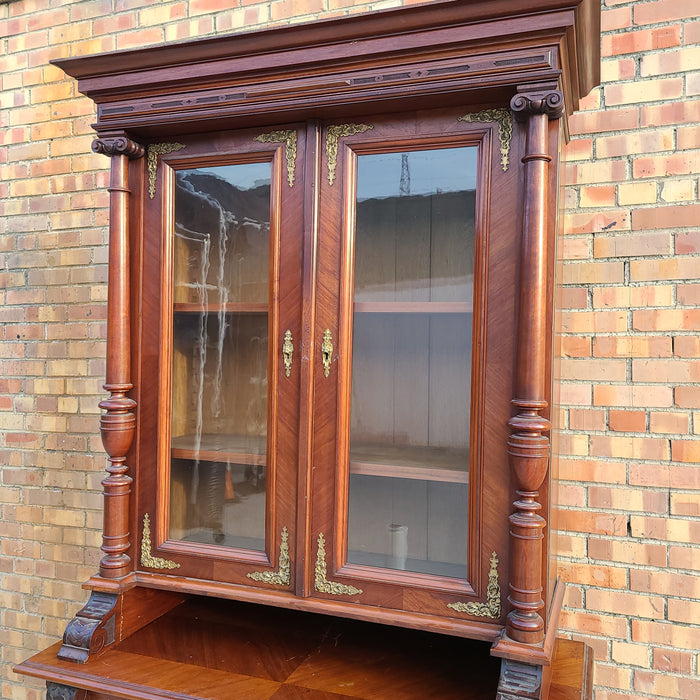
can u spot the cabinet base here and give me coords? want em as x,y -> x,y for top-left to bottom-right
17,596 -> 591,700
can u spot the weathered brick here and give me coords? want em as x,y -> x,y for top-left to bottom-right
587,589 -> 664,620
594,231 -> 672,258
588,538 -> 667,568
630,257 -> 700,282
650,411 -> 690,434
634,0 -> 700,26
608,410 -> 646,433
617,180 -> 657,205
590,435 -> 669,461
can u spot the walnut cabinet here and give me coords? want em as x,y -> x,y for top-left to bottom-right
17,2 -> 600,698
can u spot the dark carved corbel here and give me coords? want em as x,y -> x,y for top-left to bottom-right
92,135 -> 145,159
496,659 -> 543,700
57,591 -> 118,663
510,83 -> 565,121
46,682 -> 88,700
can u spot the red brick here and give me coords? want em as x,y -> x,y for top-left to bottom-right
674,336 -> 700,357
603,24 -> 682,56
634,669 -> 700,700
589,486 -> 667,514
588,538 -> 667,567
633,358 -> 700,383
596,128 -> 674,158
569,107 -> 639,136
631,202 -> 700,230
568,408 -> 605,431
650,411 -> 690,434
558,382 -> 593,406
559,562 -> 627,589
675,230 -> 700,254
676,284 -> 700,306
630,257 -> 700,282
670,493 -> 700,517
593,336 -> 672,359
594,231 -> 671,258
630,515 -> 700,544
631,569 -> 700,599
633,309 -> 700,332
609,410 -> 646,432
578,184 -> 616,207
587,588 -> 664,619
634,0 -> 700,25
595,383 -> 673,408
634,152 -> 700,180
558,458 -> 626,484
556,509 -> 628,536
566,210 -> 630,235
669,545 -> 700,571
560,358 -> 627,383
561,335 -> 592,357
590,435 -> 669,461
641,98 -> 700,127
558,610 -> 628,639
652,647 -> 693,674
565,159 -> 628,185
686,19 -> 700,45
671,440 -> 700,463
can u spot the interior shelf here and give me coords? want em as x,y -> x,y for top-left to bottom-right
171,433 -> 267,466
354,301 -> 472,314
174,302 -> 268,314
349,442 -> 468,483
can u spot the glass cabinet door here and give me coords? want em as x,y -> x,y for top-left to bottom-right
140,128 -> 303,582
170,161 -> 272,550
311,114 -> 488,607
347,146 -> 477,580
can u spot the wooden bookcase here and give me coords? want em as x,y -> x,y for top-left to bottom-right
16,2 -> 600,698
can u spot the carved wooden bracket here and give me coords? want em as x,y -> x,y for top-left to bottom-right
57,591 -> 118,663
46,682 -> 88,700
495,658 -> 544,700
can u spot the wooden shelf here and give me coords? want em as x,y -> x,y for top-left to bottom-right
171,433 -> 266,466
349,442 -> 468,483
354,301 -> 472,314
174,302 -> 268,314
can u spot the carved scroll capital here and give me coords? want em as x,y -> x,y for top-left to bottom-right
92,136 -> 145,159
511,87 -> 564,122
57,591 -> 118,663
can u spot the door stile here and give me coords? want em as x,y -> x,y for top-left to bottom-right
295,121 -> 322,597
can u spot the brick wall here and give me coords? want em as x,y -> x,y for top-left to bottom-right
0,1 -> 697,699
556,2 -> 700,698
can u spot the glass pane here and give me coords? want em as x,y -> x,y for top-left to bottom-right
169,163 -> 271,549
348,147 -> 477,579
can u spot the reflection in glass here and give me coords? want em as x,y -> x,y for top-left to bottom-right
348,147 -> 477,579
169,163 -> 271,549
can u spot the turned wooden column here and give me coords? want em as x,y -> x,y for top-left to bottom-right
505,84 -> 564,645
92,135 -> 144,579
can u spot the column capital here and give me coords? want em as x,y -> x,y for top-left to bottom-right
92,135 -> 144,159
510,83 -> 564,122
